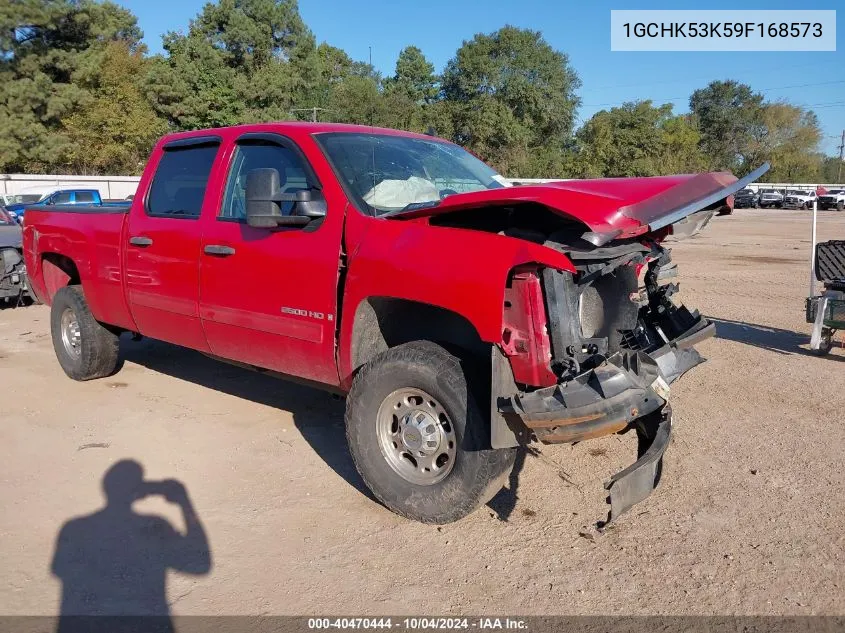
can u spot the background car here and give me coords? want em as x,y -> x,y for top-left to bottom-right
733,187 -> 759,208
758,189 -> 784,208
818,189 -> 845,211
5,188 -> 104,223
782,189 -> 817,209
0,204 -> 30,303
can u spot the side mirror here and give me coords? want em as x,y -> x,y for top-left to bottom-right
246,168 -> 285,228
245,168 -> 326,228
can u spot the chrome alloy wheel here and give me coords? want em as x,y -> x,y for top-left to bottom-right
375,388 -> 457,485
60,307 -> 82,359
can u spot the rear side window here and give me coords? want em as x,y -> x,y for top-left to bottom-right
75,191 -> 95,203
146,143 -> 219,218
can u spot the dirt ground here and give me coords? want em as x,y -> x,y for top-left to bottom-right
1,208 -> 844,616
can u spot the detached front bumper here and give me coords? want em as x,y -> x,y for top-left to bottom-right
497,314 -> 714,521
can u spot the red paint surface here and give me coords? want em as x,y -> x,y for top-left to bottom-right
23,122 -> 735,391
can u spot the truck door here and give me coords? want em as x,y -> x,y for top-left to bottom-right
125,136 -> 222,352
198,132 -> 344,386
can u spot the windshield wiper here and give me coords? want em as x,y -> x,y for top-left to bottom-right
380,200 -> 441,218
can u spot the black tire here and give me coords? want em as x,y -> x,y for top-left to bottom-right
346,340 -> 516,524
50,285 -> 120,380
838,201 -> 844,212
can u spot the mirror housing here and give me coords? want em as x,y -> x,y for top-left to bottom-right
245,168 -> 326,228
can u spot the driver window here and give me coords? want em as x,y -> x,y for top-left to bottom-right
220,142 -> 312,221
51,192 -> 72,205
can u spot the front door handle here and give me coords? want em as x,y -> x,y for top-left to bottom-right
129,236 -> 153,247
204,245 -> 236,257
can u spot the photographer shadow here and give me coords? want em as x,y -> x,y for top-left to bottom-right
51,460 -> 211,633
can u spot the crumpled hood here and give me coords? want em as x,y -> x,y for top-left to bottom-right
0,224 -> 22,250
395,163 -> 769,241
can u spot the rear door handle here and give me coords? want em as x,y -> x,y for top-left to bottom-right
204,245 -> 236,257
129,236 -> 153,247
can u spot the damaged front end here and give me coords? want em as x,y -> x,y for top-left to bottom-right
493,236 -> 714,522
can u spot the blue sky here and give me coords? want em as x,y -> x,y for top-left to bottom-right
117,0 -> 844,154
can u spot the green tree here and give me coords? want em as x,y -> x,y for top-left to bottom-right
0,0 -> 142,172
440,26 -> 580,174
689,80 -> 764,174
61,41 -> 166,174
146,0 -> 318,129
820,155 -> 844,183
749,103 -> 822,182
386,46 -> 438,104
576,101 -> 704,177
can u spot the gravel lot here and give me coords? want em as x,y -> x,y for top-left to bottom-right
1,209 -> 844,616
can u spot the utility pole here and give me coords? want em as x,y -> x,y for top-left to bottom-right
838,129 -> 844,183
289,107 -> 333,123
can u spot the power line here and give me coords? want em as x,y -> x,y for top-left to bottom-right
581,79 -> 845,108
580,60 -> 844,92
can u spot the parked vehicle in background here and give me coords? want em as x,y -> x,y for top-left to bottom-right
758,189 -> 784,208
0,205 -> 30,304
22,122 -> 768,524
733,188 -> 759,208
818,189 -> 845,211
6,189 -> 108,223
782,189 -> 817,209
0,193 -> 43,207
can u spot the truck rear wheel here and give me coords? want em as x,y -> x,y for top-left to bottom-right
346,341 -> 516,524
50,285 -> 120,381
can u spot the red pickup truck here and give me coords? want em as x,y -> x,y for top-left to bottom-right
23,123 -> 768,524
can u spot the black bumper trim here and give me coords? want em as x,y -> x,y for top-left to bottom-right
604,406 -> 672,522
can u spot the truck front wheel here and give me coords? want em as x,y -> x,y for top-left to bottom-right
346,341 -> 516,523
50,285 -> 120,380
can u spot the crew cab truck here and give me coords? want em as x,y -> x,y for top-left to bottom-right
7,188 -> 120,223
818,189 -> 845,211
782,189 -> 817,210
23,123 -> 768,524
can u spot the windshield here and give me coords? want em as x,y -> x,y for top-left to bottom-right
737,188 -> 754,195
316,132 -> 506,215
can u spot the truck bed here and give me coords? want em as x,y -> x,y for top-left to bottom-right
22,204 -> 135,330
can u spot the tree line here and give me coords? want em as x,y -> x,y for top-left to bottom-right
1,0 -> 841,182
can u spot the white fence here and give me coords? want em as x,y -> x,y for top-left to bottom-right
0,173 -> 141,201
1,173 -> 841,203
